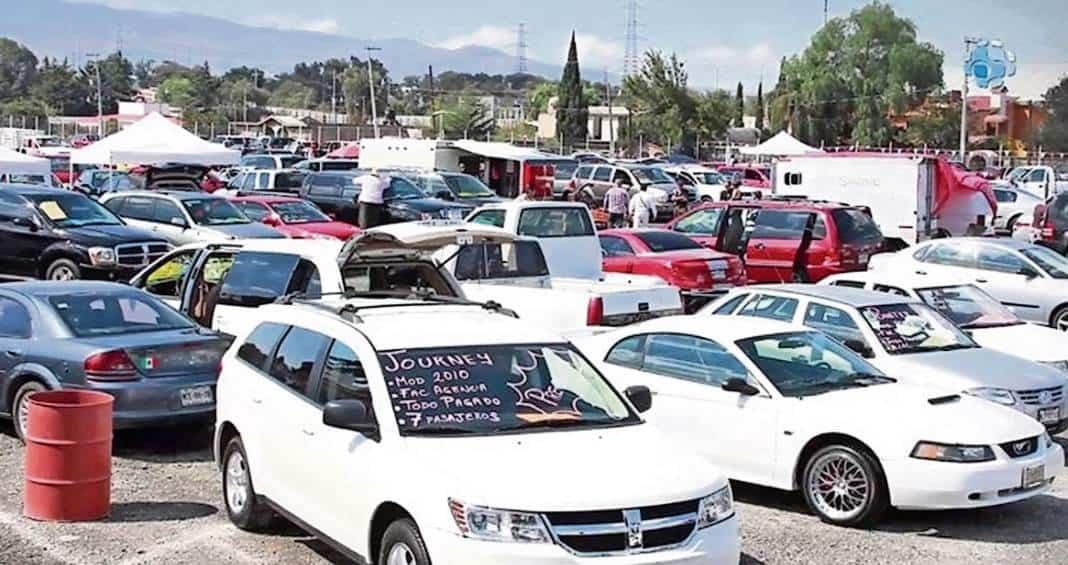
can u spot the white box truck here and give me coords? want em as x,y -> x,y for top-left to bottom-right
358,138 -> 461,171
772,154 -> 997,248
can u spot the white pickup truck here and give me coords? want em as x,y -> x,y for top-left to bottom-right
1004,165 -> 1068,199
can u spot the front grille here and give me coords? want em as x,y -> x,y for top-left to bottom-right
543,498 -> 699,556
1016,386 -> 1064,406
115,242 -> 171,267
1000,436 -> 1039,458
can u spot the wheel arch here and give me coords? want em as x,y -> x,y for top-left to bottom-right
791,432 -> 883,491
1049,303 -> 1068,328
215,421 -> 240,470
2,363 -> 60,413
39,244 -> 86,279
368,501 -> 415,562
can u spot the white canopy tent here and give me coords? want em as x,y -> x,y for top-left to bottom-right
70,113 -> 240,166
0,147 -> 50,177
739,131 -> 823,157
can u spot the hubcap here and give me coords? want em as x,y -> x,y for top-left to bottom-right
49,266 -> 75,281
386,543 -> 416,565
225,451 -> 249,513
16,393 -> 32,437
1057,314 -> 1068,332
808,453 -> 870,521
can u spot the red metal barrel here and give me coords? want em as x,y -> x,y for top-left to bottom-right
23,390 -> 113,522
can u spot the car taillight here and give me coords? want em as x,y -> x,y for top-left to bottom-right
84,350 -> 138,381
586,297 -> 604,326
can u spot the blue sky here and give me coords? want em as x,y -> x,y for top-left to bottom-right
76,0 -> 1068,98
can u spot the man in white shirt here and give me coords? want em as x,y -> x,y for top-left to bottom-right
356,169 -> 389,228
628,185 -> 656,227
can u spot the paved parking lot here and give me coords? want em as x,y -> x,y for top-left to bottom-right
0,423 -> 1066,565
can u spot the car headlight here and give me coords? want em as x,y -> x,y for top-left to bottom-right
698,485 -> 734,528
448,499 -> 550,543
964,387 -> 1017,406
1040,360 -> 1068,373
87,246 -> 116,266
911,441 -> 995,463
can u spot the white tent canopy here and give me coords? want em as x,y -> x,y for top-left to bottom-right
0,147 -> 50,177
739,131 -> 823,156
70,113 -> 240,166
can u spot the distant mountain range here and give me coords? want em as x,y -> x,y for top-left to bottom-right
0,0 -> 561,79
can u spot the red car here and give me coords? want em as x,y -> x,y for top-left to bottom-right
598,228 -> 747,312
230,195 -> 361,240
717,164 -> 771,189
665,200 -> 884,284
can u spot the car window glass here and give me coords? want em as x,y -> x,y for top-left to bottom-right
309,177 -> 340,197
994,190 -> 1017,203
237,322 -> 287,370
575,165 -> 593,179
48,293 -> 191,337
517,208 -> 594,237
737,294 -> 799,322
976,246 -> 1026,274
315,340 -> 371,405
268,326 -> 329,396
152,199 -> 185,225
674,208 -> 723,234
1028,169 -> 1046,182
144,251 -> 195,298
599,236 -> 635,257
605,335 -> 645,368
239,202 -> 270,221
923,243 -> 973,268
592,167 -> 612,182
0,297 -> 32,338
219,252 -> 302,305
831,280 -> 866,289
803,303 -> 866,344
257,172 -> 269,187
643,334 -> 750,386
241,174 -> 256,190
120,196 -> 156,221
752,210 -> 823,240
468,210 -> 506,228
872,284 -> 908,296
712,293 -> 749,315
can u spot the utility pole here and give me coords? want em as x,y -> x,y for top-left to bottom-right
604,70 -> 615,156
366,46 -> 382,138
823,0 -> 829,24
331,69 -> 338,124
87,53 -> 104,137
960,36 -> 980,161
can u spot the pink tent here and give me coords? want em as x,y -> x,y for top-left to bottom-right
326,143 -> 359,159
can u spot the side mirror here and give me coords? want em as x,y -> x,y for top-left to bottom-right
436,190 -> 455,201
624,385 -> 653,413
169,217 -> 189,228
1019,267 -> 1040,280
11,216 -> 38,231
842,338 -> 875,359
722,377 -> 760,396
322,399 -> 379,440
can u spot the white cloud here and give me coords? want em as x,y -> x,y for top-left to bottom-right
245,15 -> 340,35
693,42 -> 778,67
435,25 -> 515,51
567,33 -> 624,70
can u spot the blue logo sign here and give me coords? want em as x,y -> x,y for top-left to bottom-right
965,39 -> 1016,89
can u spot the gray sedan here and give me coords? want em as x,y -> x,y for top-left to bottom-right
0,281 -> 228,440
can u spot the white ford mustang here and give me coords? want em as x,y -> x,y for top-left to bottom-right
577,316 -> 1063,527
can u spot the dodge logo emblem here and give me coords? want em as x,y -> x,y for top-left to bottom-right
623,509 -> 642,549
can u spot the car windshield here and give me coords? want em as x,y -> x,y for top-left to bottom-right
832,209 -> 883,245
444,174 -> 495,197
1008,168 -> 1032,182
48,292 -> 193,337
694,172 -> 724,185
379,343 -> 637,436
28,192 -> 123,228
858,302 -> 977,354
181,198 -> 249,226
629,167 -> 673,184
385,176 -> 427,200
915,285 -> 1022,329
269,200 -> 329,224
736,331 -> 891,397
1020,246 -> 1068,279
278,156 -> 303,168
636,230 -> 702,252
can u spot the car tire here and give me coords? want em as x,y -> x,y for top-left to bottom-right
221,436 -> 274,531
1052,306 -> 1068,332
11,380 -> 47,443
801,444 -> 888,527
44,258 -> 81,281
378,518 -> 431,565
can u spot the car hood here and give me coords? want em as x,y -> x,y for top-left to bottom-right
971,323 -> 1068,363
884,348 -> 1067,391
788,383 -> 1045,445
200,222 -> 285,239
405,423 -> 724,511
60,223 -> 166,247
283,221 -> 360,240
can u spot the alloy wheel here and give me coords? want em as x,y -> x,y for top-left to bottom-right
1056,312 -> 1068,332
386,543 -> 416,565
225,451 -> 249,514
15,393 -> 32,438
807,452 -> 871,522
49,266 -> 75,281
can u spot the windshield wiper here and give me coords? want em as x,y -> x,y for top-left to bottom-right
843,372 -> 896,385
923,343 -> 976,352
491,418 -> 624,434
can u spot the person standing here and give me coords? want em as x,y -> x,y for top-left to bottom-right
356,169 -> 388,229
628,185 -> 656,228
603,180 -> 630,228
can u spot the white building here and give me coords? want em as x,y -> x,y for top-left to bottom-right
536,97 -> 629,142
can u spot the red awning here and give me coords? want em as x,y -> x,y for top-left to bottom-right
326,143 -> 359,159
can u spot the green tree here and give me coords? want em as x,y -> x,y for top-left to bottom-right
340,59 -> 388,123
622,50 -> 696,152
0,98 -> 49,122
133,59 -> 154,88
755,81 -> 764,132
901,102 -> 961,148
734,82 -> 744,127
0,38 -> 38,102
269,79 -> 317,109
527,81 -> 557,116
695,89 -> 733,141
439,97 -> 494,139
1039,76 -> 1068,151
158,76 -> 197,109
31,58 -> 91,115
82,51 -> 135,114
556,32 -> 589,148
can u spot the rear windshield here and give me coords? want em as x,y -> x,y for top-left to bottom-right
182,198 -> 250,226
279,156 -> 303,168
319,160 -> 360,171
629,167 -> 672,184
275,172 -> 306,189
270,200 -> 329,223
49,292 -> 192,337
636,231 -> 702,252
831,208 -> 883,245
517,207 -> 594,238
453,241 -> 549,280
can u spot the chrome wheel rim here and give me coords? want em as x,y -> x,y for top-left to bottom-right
808,453 -> 870,521
1056,314 -> 1068,332
225,451 -> 249,514
15,393 -> 32,437
386,543 -> 415,565
49,265 -> 75,281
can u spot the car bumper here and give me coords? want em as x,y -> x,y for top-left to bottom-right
82,375 -> 217,429
882,443 -> 1063,510
422,515 -> 739,565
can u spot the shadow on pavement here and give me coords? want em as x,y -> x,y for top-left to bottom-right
106,501 -> 217,523
295,538 -> 358,564
112,423 -> 214,463
740,553 -> 767,564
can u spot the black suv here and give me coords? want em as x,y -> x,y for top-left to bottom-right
299,171 -> 474,225
0,184 -> 171,281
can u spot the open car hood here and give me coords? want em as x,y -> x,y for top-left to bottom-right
337,221 -> 520,265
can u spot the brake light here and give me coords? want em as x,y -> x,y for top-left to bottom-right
84,350 -> 138,381
586,297 -> 604,326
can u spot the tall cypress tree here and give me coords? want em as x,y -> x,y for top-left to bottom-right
556,32 -> 588,149
734,82 -> 744,127
755,81 -> 764,132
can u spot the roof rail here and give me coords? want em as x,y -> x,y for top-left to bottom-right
273,290 -> 519,324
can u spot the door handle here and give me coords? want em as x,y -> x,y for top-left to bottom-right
301,429 -> 316,437
975,278 -> 988,283
753,243 -> 766,250
5,349 -> 22,357
915,270 -> 927,275
251,397 -> 263,405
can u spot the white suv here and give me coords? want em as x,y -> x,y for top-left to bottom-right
215,300 -> 739,564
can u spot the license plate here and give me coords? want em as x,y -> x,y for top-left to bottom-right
1022,464 -> 1044,489
180,386 -> 214,407
1039,407 -> 1061,425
